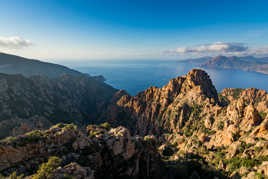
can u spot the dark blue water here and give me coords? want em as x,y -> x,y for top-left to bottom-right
74,60 -> 268,95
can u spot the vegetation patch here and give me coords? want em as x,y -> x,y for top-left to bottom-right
232,133 -> 241,141
191,104 -> 203,121
224,155 -> 268,173
63,123 -> 77,131
217,121 -> 224,131
25,130 -> 45,143
218,93 -> 230,106
232,88 -> 243,99
200,124 -> 216,135
259,111 -> 267,120
8,171 -> 24,179
32,156 -> 62,179
255,172 -> 265,179
100,122 -> 111,130
1,136 -> 17,143
238,141 -> 254,153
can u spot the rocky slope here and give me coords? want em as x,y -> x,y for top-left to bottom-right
0,73 -> 119,139
106,69 -> 268,178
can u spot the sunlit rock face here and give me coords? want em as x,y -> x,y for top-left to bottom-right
110,69 -> 219,136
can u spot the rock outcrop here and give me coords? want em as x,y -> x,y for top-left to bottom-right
108,69 -> 219,136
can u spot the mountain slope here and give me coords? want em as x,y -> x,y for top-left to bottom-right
0,73 -> 118,138
0,52 -> 84,78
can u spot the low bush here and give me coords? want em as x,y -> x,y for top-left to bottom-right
9,172 -> 24,179
100,122 -> 111,130
32,156 -> 62,179
217,121 -> 224,131
224,157 -> 262,173
259,111 -> 267,120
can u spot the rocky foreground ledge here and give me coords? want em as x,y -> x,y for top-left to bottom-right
0,123 -> 164,178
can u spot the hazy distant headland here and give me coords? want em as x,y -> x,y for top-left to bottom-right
181,55 -> 268,75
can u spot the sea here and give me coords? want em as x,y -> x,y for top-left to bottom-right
73,60 -> 268,96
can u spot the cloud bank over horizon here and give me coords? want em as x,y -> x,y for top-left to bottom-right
0,36 -> 32,50
164,42 -> 268,57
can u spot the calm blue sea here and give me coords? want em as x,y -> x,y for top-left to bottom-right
74,60 -> 268,95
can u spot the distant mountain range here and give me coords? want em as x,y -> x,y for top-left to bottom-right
181,55 -> 268,74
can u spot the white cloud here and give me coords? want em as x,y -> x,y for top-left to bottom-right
0,36 -> 32,49
165,42 -> 248,55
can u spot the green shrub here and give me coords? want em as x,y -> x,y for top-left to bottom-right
232,133 -> 241,141
1,136 -> 17,143
258,155 -> 268,162
32,156 -> 62,179
232,88 -> 243,99
225,157 -> 261,173
25,130 -> 44,143
218,93 -> 230,105
200,125 -> 216,135
63,174 -> 73,179
100,122 -> 111,130
239,142 -> 253,153
259,111 -> 267,120
183,127 -> 193,137
191,104 -> 202,120
217,121 -> 224,131
54,123 -> 65,128
255,172 -> 265,179
63,123 -> 77,131
9,172 -> 24,179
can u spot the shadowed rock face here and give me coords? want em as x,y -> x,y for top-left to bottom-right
0,73 -> 118,139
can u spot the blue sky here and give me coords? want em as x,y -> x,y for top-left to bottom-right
0,0 -> 268,61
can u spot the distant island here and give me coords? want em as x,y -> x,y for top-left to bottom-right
181,55 -> 268,75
